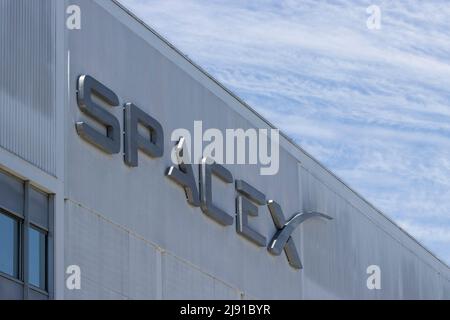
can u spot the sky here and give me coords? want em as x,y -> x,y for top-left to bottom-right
118,0 -> 450,265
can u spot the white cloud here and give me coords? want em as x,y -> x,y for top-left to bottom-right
118,0 -> 450,265
398,220 -> 450,263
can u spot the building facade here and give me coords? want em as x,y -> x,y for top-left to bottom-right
0,0 -> 449,299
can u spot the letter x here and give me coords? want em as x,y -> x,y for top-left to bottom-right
267,200 -> 332,269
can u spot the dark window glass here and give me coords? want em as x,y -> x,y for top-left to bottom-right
28,227 -> 46,290
0,212 -> 19,278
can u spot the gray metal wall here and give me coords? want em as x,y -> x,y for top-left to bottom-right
0,0 -> 57,175
61,0 -> 449,299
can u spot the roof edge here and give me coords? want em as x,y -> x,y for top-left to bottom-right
110,0 -> 449,271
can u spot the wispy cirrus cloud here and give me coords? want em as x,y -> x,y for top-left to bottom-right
118,0 -> 450,265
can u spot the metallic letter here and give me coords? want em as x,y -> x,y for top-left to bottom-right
199,157 -> 234,226
76,75 -> 120,154
267,200 -> 332,269
235,180 -> 266,205
166,138 -> 200,207
235,180 -> 266,247
124,103 -> 164,167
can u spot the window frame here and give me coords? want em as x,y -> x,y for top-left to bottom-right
0,173 -> 53,300
0,208 -> 22,281
27,223 -> 49,293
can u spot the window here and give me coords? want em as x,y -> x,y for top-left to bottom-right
0,212 -> 19,278
0,169 -> 52,299
28,226 -> 47,290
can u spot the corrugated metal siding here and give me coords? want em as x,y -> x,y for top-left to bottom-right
62,0 -> 450,299
0,0 -> 56,175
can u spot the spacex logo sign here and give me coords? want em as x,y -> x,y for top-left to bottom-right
75,75 -> 332,270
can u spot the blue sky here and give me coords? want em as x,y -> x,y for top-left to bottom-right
119,0 -> 450,265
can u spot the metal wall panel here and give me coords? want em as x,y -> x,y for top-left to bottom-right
0,169 -> 24,216
162,254 -> 241,299
64,200 -> 160,299
62,0 -> 450,299
29,187 -> 49,229
28,289 -> 49,300
0,0 -> 56,175
0,277 -> 23,300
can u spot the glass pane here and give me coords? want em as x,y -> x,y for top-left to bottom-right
0,212 -> 19,278
28,227 -> 46,290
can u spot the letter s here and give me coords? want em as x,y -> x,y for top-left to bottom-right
76,75 -> 121,154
